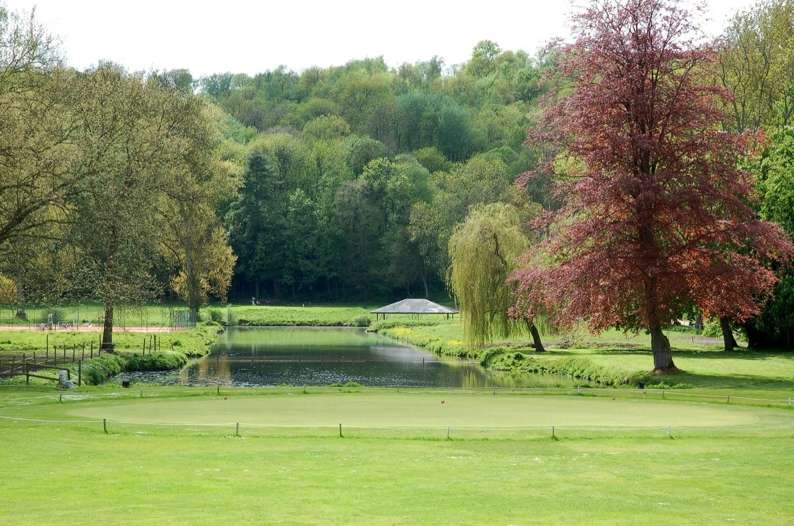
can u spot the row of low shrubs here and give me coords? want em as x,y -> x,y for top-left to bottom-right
481,350 -> 654,387
373,323 -> 677,388
373,324 -> 479,359
73,324 -> 221,385
77,351 -> 192,385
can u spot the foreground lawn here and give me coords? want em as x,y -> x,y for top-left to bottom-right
1,386 -> 793,525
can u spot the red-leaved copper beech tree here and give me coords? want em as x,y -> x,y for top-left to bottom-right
513,0 -> 794,373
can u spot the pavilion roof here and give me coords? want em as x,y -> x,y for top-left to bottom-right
371,298 -> 458,314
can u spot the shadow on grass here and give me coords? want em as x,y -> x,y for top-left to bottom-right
530,347 -> 794,390
548,346 -> 793,360
666,372 -> 794,390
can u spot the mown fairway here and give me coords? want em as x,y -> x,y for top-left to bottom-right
1,387 -> 793,525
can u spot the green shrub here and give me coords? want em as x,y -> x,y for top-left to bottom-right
81,355 -> 125,385
485,350 -> 653,387
350,315 -> 371,327
208,309 -> 223,323
703,318 -> 722,338
125,352 -> 187,372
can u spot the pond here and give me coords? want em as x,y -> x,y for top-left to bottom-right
158,327 -> 574,388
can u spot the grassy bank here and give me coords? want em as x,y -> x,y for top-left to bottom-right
221,305 -> 373,326
0,386 -> 792,525
372,321 -> 794,390
0,324 -> 220,385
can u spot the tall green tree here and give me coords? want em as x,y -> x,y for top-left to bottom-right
448,203 -> 543,349
68,65 -> 215,349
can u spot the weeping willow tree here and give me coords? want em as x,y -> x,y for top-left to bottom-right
447,202 -> 545,351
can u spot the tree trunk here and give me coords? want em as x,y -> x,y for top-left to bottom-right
650,325 -> 677,373
101,303 -> 114,352
720,316 -> 738,351
527,321 -> 545,353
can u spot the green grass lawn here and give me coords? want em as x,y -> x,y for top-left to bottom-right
0,303 -> 185,327
225,304 -> 454,326
0,324 -> 219,358
377,321 -> 794,390
1,386 -> 793,525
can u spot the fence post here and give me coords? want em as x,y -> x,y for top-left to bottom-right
78,361 -> 82,387
25,359 -> 29,385
103,418 -> 108,434
235,422 -> 240,437
339,423 -> 343,438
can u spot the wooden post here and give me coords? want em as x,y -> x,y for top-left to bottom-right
143,337 -> 146,354
235,422 -> 240,437
103,418 -> 108,434
90,341 -> 94,359
25,359 -> 29,385
72,346 -> 75,362
339,423 -> 343,438
78,361 -> 82,386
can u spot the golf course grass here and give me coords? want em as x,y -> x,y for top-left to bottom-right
62,391 -> 782,429
1,386 -> 793,525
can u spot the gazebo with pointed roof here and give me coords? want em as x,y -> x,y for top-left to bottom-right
371,298 -> 458,320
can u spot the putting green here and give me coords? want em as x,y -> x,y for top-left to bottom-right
66,393 -> 780,428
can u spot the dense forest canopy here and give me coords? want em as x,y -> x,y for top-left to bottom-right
1,0 -> 794,350
198,42 -> 556,301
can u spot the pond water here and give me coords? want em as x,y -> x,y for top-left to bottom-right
156,327 -> 573,388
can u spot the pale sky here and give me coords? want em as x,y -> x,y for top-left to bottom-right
5,0 -> 757,77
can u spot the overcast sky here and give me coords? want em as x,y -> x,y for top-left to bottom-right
5,0 -> 757,77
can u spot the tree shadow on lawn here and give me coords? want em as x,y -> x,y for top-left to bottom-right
540,347 -> 794,390
552,346 -> 793,361
665,371 -> 794,390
